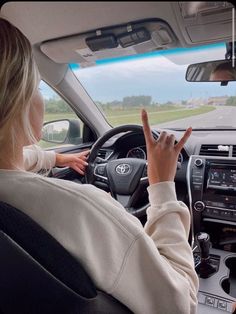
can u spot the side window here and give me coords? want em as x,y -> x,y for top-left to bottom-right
39,80 -> 84,149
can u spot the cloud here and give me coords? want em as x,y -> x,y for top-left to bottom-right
74,55 -> 183,81
69,44 -> 235,103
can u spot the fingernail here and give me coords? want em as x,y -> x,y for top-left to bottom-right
141,109 -> 147,117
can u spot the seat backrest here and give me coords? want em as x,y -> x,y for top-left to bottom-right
0,231 -> 132,314
0,201 -> 96,298
0,201 -> 133,314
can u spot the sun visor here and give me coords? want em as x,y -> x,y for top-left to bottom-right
40,19 -> 178,67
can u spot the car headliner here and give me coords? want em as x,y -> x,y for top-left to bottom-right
1,2 -> 234,47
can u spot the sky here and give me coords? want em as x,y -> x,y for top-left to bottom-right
40,43 -> 236,104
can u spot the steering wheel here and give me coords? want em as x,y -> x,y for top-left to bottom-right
85,125 -> 159,217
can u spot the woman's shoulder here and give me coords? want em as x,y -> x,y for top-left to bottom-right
0,169 -> 143,238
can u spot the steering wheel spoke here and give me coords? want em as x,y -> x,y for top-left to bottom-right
140,162 -> 148,184
115,194 -> 132,208
94,163 -> 108,183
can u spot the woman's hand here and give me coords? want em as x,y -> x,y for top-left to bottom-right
141,109 -> 192,185
55,150 -> 90,175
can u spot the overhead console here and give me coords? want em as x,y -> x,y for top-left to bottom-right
172,1 -> 234,45
187,155 -> 236,236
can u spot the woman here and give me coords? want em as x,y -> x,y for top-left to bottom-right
0,17 -> 198,314
210,62 -> 236,81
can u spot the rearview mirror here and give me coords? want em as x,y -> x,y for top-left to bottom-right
186,59 -> 236,83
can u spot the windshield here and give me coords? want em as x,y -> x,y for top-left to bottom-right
71,42 -> 236,129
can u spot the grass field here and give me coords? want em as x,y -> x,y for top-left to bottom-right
40,106 -> 215,149
104,106 -> 215,126
44,105 -> 215,127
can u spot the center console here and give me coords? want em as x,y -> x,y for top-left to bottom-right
188,155 -> 236,235
187,156 -> 236,313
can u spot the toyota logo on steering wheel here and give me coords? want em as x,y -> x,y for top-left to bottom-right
116,164 -> 131,175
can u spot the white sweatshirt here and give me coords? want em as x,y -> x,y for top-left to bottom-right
23,145 -> 56,172
0,168 -> 199,314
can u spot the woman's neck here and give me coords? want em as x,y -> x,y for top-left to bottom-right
0,143 -> 24,170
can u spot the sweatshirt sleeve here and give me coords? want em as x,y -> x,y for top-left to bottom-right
110,182 -> 199,314
23,145 -> 56,172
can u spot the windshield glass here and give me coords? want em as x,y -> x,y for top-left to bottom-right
70,42 -> 236,129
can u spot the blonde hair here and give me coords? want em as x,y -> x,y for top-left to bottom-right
0,17 -> 40,153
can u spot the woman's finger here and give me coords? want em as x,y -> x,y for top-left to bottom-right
158,131 -> 168,143
141,109 -> 154,147
165,134 -> 175,146
175,127 -> 192,153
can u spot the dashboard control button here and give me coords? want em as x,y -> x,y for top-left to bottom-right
193,184 -> 202,191
194,201 -> 205,212
212,209 -> 220,215
194,159 -> 203,167
192,170 -> 202,176
220,210 -> 232,218
205,207 -> 212,214
192,177 -> 202,183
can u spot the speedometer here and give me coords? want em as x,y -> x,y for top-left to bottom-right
126,147 -> 146,159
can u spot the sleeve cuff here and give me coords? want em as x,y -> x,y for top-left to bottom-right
44,150 -> 56,168
147,181 -> 177,206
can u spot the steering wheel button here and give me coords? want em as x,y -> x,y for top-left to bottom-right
205,296 -> 215,306
143,167 -> 147,177
96,166 -> 105,175
217,300 -> 227,310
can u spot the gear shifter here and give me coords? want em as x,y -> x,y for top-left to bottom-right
197,232 -> 211,260
195,232 -> 218,278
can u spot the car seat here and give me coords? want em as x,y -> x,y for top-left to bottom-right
0,201 -> 133,314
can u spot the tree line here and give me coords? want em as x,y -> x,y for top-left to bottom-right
226,96 -> 236,106
45,95 -> 156,113
45,98 -> 74,113
96,95 -> 154,109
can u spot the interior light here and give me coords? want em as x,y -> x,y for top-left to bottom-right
179,1 -> 234,18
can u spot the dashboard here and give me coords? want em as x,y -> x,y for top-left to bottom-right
99,130 -> 187,171
124,145 -> 184,165
126,146 -> 146,160
96,129 -> 236,233
63,128 -> 236,236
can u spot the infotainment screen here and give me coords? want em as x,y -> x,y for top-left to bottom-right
207,165 -> 236,189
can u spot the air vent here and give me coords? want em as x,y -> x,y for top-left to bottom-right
97,149 -> 107,159
97,149 -> 113,160
233,146 -> 236,157
199,144 -> 230,157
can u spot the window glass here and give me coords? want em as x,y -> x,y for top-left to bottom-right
70,42 -> 236,130
39,81 -> 83,149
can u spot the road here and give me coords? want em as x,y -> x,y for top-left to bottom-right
154,106 -> 236,129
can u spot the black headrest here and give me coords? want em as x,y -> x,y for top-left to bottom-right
0,201 -> 97,298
